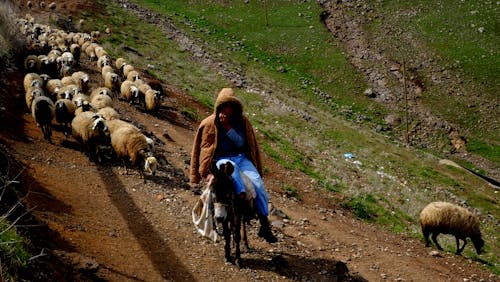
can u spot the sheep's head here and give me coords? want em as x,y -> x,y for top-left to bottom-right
144,156 -> 158,176
131,86 -> 139,98
472,236 -> 484,255
91,115 -> 108,133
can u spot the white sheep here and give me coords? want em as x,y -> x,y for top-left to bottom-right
70,43 -> 81,65
61,75 -> 76,87
122,64 -> 135,78
55,98 -> 76,137
97,54 -> 111,70
97,106 -> 120,121
72,93 -> 91,106
95,46 -> 107,58
106,119 -> 155,157
84,43 -> 97,62
419,201 -> 484,255
31,95 -> 55,142
74,100 -> 95,116
71,111 -> 110,162
115,57 -> 127,73
71,71 -> 90,94
90,86 -> 112,100
104,72 -> 120,96
56,84 -> 79,100
143,89 -> 161,112
58,52 -> 74,77
106,119 -> 140,134
108,121 -> 157,181
101,65 -> 114,79
38,54 -> 58,77
120,80 -> 140,104
24,54 -> 41,73
46,78 -> 64,100
90,93 -> 113,110
24,72 -> 43,92
126,69 -> 140,82
25,85 -> 44,111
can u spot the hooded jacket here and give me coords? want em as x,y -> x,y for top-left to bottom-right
190,88 -> 262,184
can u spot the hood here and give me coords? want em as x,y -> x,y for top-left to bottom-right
214,88 -> 243,115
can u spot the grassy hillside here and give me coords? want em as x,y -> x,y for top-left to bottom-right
361,0 -> 499,164
75,0 -> 497,272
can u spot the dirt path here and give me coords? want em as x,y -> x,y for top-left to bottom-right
1,0 -> 496,281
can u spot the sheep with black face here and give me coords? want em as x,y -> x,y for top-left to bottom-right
419,201 -> 484,255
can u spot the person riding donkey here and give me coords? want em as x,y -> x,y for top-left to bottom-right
190,87 -> 278,243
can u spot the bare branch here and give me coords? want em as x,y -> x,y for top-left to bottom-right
28,248 -> 47,261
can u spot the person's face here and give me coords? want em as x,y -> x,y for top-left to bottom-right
219,105 -> 234,124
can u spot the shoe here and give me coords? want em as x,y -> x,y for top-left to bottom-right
258,216 -> 278,243
258,227 -> 278,243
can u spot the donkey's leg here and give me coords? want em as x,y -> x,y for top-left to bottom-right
234,217 -> 242,268
241,218 -> 250,251
223,221 -> 232,263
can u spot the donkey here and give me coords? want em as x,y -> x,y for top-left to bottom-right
210,161 -> 253,268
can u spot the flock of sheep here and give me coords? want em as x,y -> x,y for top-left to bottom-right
17,12 -> 159,181
15,4 -> 487,258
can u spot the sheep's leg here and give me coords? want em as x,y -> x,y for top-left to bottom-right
431,233 -> 443,250
422,227 -> 431,247
121,160 -> 129,174
455,237 -> 466,255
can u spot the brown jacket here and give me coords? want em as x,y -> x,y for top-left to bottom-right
190,88 -> 262,184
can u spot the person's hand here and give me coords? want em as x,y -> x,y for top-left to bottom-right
204,173 -> 214,183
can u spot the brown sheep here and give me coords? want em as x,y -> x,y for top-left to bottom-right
143,89 -> 161,112
90,93 -> 113,110
71,111 -> 110,162
46,78 -> 64,100
122,64 -> 135,78
24,55 -> 41,73
109,124 -> 157,181
97,106 -> 120,121
71,71 -> 90,94
120,80 -> 140,104
89,86 -> 111,100
32,95 -> 55,142
24,72 -> 43,92
115,57 -> 127,73
25,85 -> 44,111
126,70 -> 140,82
55,98 -> 76,137
104,72 -> 120,96
419,201 -> 484,255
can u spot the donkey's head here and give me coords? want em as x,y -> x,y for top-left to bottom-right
210,161 -> 235,223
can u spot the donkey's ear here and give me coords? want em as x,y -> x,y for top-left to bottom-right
222,162 -> 234,176
210,161 -> 219,174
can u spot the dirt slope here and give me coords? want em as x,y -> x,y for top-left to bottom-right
0,1 -> 496,281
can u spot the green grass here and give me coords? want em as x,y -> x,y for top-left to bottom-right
467,139 -> 500,165
364,0 -> 500,162
283,184 -> 300,201
132,0 -> 386,122
0,219 -> 31,281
